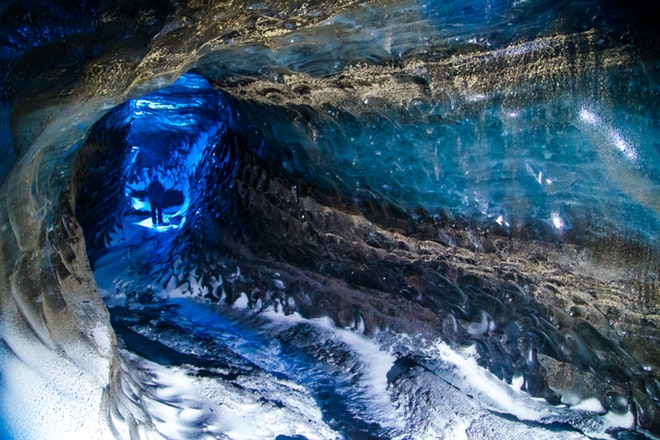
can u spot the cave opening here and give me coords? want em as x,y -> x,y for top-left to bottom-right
75,72 -> 228,263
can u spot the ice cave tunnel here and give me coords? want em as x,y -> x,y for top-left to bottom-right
0,0 -> 658,439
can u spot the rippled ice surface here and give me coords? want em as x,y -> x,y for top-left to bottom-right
90,218 -> 636,439
0,0 -> 658,439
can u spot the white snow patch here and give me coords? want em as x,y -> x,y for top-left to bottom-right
571,397 -> 604,412
604,410 -> 635,430
510,374 -> 525,391
316,316 -> 395,405
233,293 -> 249,309
260,310 -> 406,431
425,340 -> 550,422
117,349 -> 339,440
0,341 -> 113,440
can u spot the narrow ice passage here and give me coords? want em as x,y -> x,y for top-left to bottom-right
0,0 -> 658,439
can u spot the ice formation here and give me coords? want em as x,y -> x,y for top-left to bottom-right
0,0 -> 658,439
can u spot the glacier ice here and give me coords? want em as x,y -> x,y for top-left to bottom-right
0,0 -> 658,439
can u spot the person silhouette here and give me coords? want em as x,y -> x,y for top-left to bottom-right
147,174 -> 165,226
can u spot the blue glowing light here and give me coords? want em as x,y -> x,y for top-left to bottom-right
121,73 -> 226,231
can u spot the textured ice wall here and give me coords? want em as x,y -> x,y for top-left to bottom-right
0,0 -> 658,438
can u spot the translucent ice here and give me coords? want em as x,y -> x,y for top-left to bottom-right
0,0 -> 658,439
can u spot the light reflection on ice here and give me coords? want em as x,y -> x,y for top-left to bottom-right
551,210 -> 564,231
579,107 -> 638,162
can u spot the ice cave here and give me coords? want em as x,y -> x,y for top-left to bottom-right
0,0 -> 658,439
